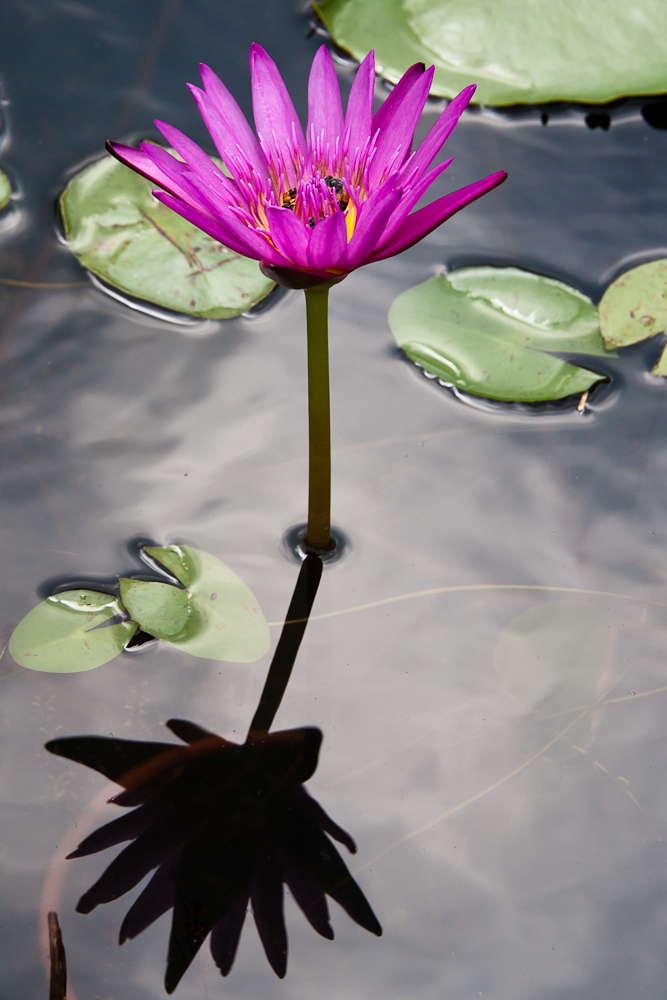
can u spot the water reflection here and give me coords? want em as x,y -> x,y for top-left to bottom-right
45,555 -> 381,993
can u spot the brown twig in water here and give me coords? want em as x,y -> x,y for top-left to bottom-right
48,912 -> 67,1000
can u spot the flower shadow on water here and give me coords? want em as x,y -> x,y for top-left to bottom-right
45,555 -> 382,993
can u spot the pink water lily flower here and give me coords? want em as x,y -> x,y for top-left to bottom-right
108,44 -> 506,289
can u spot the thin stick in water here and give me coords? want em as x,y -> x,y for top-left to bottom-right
48,911 -> 67,1000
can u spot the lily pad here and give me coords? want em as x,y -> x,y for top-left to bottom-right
598,259 -> 667,375
59,151 -> 274,319
0,168 -> 10,211
9,590 -> 137,673
315,0 -> 667,106
389,266 -> 609,402
118,579 -> 191,640
145,545 -> 270,661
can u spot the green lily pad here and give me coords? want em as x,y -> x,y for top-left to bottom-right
0,168 -> 10,211
59,151 -> 274,319
598,259 -> 667,375
389,266 -> 609,402
145,545 -> 270,661
315,0 -> 667,106
9,590 -> 137,673
118,579 -> 191,640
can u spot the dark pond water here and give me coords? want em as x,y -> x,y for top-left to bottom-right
2,1 -> 667,998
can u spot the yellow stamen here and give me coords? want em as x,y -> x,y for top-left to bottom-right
345,202 -> 357,242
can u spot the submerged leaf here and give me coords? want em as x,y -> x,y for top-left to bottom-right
145,545 -> 270,662
495,601 -> 611,715
389,267 -> 608,402
494,601 -> 611,752
0,168 -> 10,211
315,0 -> 667,106
119,580 -> 191,640
59,151 -> 274,319
9,590 -> 137,673
598,259 -> 667,374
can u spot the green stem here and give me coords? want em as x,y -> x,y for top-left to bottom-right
304,285 -> 332,552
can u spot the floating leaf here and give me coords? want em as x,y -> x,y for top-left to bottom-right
315,0 -> 667,106
145,545 -> 270,662
598,259 -> 667,375
494,601 -> 611,714
9,590 -> 137,673
60,151 -> 274,319
494,601 -> 612,751
389,267 -> 609,402
118,579 -> 191,640
0,168 -> 10,211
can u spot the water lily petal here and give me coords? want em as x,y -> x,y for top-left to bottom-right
199,62 -> 267,178
369,65 -> 434,186
182,171 -> 238,219
344,49 -> 375,159
405,85 -> 477,182
371,61 -> 425,135
376,157 -> 453,246
307,45 -> 344,159
139,143 -> 227,211
250,43 -> 306,183
107,142 -> 193,203
368,171 -> 508,263
337,181 -> 402,270
306,210 -> 347,270
187,85 -> 259,185
153,120 -> 236,196
154,189 -> 285,264
266,204 -> 310,268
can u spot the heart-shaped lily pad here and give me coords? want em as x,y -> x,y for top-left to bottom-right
598,259 -> 667,375
315,0 -> 667,106
9,590 -> 137,673
0,168 -> 10,211
145,545 -> 270,661
60,151 -> 274,319
389,266 -> 609,402
119,579 -> 191,640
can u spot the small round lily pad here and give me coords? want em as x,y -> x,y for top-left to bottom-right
598,259 -> 667,375
0,168 -> 10,211
315,0 -> 667,106
389,266 -> 609,402
119,579 -> 191,640
59,151 -> 275,319
9,590 -> 137,673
